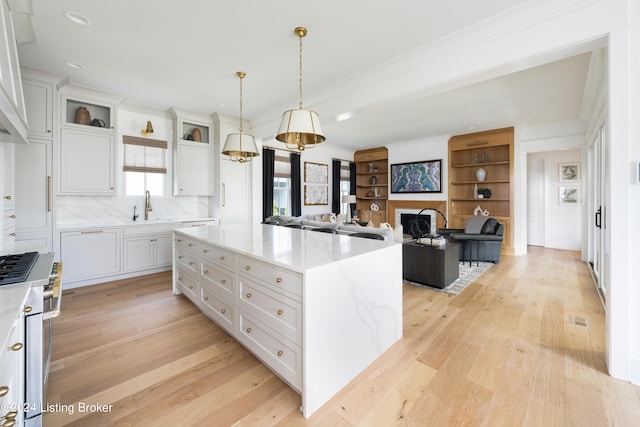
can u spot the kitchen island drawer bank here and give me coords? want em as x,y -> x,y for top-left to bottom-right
172,223 -> 403,418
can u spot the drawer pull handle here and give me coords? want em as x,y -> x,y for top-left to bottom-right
204,296 -> 208,301
277,309 -> 283,316
2,410 -> 17,419
177,239 -> 183,242
221,309 -> 226,314
219,255 -> 225,261
277,351 -> 283,357
3,419 -> 16,427
188,243 -> 194,247
221,279 -> 226,284
178,256 -> 183,259
245,265 -> 251,271
8,343 -> 23,351
4,195 -> 11,200
202,249 -> 209,253
0,386 -> 8,397
246,328 -> 252,333
23,306 -> 32,313
189,286 -> 194,289
189,262 -> 194,265
9,233 -> 15,237
10,215 -> 16,219
276,277 -> 282,283
246,293 -> 252,298
204,270 -> 209,274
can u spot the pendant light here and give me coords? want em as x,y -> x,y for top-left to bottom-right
222,71 -> 259,163
275,27 -> 325,151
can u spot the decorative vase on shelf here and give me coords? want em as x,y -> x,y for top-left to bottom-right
473,183 -> 478,199
475,167 -> 487,182
74,106 -> 91,125
371,176 -> 377,185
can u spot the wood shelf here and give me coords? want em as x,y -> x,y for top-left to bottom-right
448,127 -> 514,250
354,147 -> 388,227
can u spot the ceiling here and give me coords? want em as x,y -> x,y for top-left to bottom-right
14,0 -> 594,150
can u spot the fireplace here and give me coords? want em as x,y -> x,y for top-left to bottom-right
396,209 -> 436,238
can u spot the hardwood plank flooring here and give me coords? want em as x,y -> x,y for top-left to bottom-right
45,247 -> 640,426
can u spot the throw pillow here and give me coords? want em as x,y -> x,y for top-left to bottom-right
481,218 -> 499,234
322,213 -> 330,222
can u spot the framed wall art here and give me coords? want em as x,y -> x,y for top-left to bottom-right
304,184 -> 328,205
390,159 -> 442,193
304,162 -> 328,183
559,186 -> 580,205
559,162 -> 580,182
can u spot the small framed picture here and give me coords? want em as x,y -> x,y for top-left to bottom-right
559,186 -> 580,205
559,162 -> 580,182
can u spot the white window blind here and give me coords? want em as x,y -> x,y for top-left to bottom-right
123,135 -> 167,173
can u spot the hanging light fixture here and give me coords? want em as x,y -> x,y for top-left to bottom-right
275,26 -> 325,151
222,71 -> 259,163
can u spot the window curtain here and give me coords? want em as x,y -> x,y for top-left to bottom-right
262,148 -> 275,221
331,159 -> 341,214
290,152 -> 301,217
122,135 -> 167,173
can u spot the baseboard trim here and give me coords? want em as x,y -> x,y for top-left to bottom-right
63,266 -> 172,289
586,261 -> 605,310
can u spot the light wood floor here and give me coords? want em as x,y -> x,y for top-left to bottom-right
45,247 -> 640,426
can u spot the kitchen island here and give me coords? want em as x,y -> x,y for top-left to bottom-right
172,223 -> 402,418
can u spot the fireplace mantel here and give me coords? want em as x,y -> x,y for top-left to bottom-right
387,200 -> 447,228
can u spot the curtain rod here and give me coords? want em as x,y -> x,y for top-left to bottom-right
262,145 -> 300,154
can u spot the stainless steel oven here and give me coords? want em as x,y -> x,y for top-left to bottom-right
0,252 -> 62,427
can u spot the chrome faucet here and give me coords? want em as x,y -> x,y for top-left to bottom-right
144,191 -> 152,220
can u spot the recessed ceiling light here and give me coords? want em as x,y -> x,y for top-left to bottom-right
336,112 -> 354,122
64,61 -> 85,69
63,11 -> 92,26
468,126 -> 476,130
219,103 -> 226,108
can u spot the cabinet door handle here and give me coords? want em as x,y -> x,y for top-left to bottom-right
81,230 -> 104,234
202,249 -> 208,253
219,255 -> 224,261
222,183 -> 226,207
204,270 -> 209,275
4,195 -> 11,200
47,176 -> 53,212
246,293 -> 252,298
204,296 -> 208,301
246,328 -> 252,333
0,386 -> 8,397
9,233 -> 16,237
23,306 -> 32,313
10,215 -> 15,219
8,343 -> 23,351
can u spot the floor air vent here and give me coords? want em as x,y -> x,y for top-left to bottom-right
567,314 -> 591,328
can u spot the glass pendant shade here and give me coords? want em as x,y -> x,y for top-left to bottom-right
222,132 -> 259,163
276,109 -> 325,151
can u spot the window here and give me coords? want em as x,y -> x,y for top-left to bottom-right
123,135 -> 167,196
273,155 -> 291,215
339,164 -> 351,215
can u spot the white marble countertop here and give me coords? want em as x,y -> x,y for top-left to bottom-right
175,223 -> 397,273
57,216 -> 218,230
0,282 -> 30,352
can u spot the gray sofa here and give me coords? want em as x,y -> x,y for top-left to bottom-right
263,215 -> 396,241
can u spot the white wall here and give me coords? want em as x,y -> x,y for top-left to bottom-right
387,136 -> 449,203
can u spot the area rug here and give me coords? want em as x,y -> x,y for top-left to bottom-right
405,261 -> 494,295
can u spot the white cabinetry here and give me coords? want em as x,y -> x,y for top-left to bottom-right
0,312 -> 25,426
58,91 -> 118,195
175,143 -> 212,195
0,0 -> 27,144
22,79 -> 54,138
1,143 -> 15,252
15,138 -> 53,251
122,224 -> 177,272
60,128 -> 115,194
170,108 -> 213,196
212,112 -> 252,224
60,228 -> 121,281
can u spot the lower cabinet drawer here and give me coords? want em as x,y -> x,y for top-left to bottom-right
201,261 -> 235,299
175,248 -> 199,274
237,256 -> 302,299
201,285 -> 235,334
175,267 -> 199,302
239,277 -> 302,343
238,312 -> 302,391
